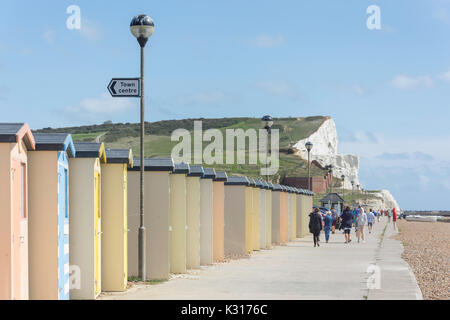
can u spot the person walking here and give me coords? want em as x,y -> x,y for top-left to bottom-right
331,208 -> 338,234
309,208 -> 323,247
324,211 -> 333,243
367,209 -> 375,233
377,210 -> 381,222
341,206 -> 354,244
356,208 -> 368,243
392,207 -> 398,231
387,209 -> 392,223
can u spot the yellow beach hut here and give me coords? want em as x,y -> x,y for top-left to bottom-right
69,142 -> 106,299
127,158 -> 174,280
251,179 -> 261,251
271,184 -> 282,245
279,185 -> 289,244
101,148 -> 133,292
291,187 -> 298,240
265,182 -> 273,249
212,171 -> 227,262
28,133 -> 75,300
224,176 -> 250,257
200,167 -> 216,265
170,162 -> 189,274
186,165 -> 204,269
245,177 -> 256,254
0,123 -> 35,300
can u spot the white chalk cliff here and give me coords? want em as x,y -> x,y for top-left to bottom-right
293,118 -> 359,190
293,118 -> 401,210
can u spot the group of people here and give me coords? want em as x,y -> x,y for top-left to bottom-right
308,205 -> 398,247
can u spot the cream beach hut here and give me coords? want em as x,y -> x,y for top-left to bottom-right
69,142 -> 106,299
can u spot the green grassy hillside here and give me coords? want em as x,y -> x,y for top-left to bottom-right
36,116 -> 330,182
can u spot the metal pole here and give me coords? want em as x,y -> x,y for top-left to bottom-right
307,151 -> 311,191
266,128 -> 269,183
352,185 -> 354,204
138,45 -> 146,281
267,128 -> 271,183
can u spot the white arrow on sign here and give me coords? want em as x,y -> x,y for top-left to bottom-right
107,78 -> 141,97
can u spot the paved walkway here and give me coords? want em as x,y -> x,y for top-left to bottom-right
100,218 -> 422,300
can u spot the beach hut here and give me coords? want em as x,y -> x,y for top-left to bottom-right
271,184 -> 282,245
0,123 -> 35,300
245,177 -> 256,253
200,167 -> 216,265
69,142 -> 106,299
224,176 -> 250,257
212,171 -> 227,262
251,179 -> 262,251
257,180 -> 267,249
186,165 -> 203,269
291,188 -> 298,240
28,133 -> 75,300
287,187 -> 293,241
265,182 -> 273,249
295,188 -> 304,238
279,185 -> 289,244
128,158 -> 174,280
100,148 -> 133,292
169,162 -> 189,274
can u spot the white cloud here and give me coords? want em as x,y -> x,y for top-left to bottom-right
257,80 -> 302,101
80,18 -> 101,41
438,69 -> 450,82
66,93 -> 134,115
249,34 -> 285,48
390,74 -> 433,90
43,28 -> 55,43
351,84 -> 367,96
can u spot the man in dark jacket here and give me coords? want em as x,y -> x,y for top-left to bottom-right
309,208 -> 323,247
341,206 -> 354,243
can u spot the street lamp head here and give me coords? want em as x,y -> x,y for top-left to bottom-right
351,180 -> 354,186
305,141 -> 313,152
130,14 -> 155,47
261,115 -> 274,130
341,174 -> 345,180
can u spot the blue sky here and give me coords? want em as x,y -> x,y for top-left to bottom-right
1,0 -> 449,210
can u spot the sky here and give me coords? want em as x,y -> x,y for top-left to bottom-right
0,0 -> 449,210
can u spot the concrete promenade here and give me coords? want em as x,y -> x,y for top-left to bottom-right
100,217 -> 422,300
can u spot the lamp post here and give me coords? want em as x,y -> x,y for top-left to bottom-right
356,184 -> 360,205
305,142 -> 313,191
351,180 -> 354,205
328,165 -> 333,193
130,14 -> 155,281
341,174 -> 345,203
262,115 -> 273,182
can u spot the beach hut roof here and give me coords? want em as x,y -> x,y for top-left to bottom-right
254,179 -> 264,189
74,142 -> 106,163
173,162 -> 190,174
187,165 -> 204,177
246,177 -> 257,187
129,157 -> 174,171
0,123 -> 35,150
33,133 -> 76,157
201,167 -> 216,179
267,182 -> 274,190
213,171 -> 228,182
272,184 -> 282,192
224,176 -> 249,186
259,180 -> 269,189
105,148 -> 133,167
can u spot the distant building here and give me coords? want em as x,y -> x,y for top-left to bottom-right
320,193 -> 345,212
282,160 -> 332,193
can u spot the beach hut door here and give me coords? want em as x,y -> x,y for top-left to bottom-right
11,160 -> 27,299
57,165 -> 70,299
94,172 -> 101,296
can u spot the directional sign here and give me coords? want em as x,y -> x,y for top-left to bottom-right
107,78 -> 141,97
